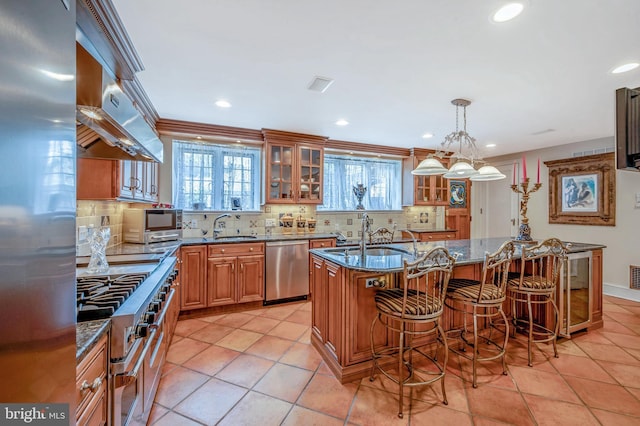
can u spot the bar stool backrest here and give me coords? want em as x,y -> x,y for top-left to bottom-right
368,227 -> 394,244
401,247 -> 456,320
514,238 -> 569,291
476,240 -> 516,304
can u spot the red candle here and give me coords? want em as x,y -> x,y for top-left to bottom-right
522,155 -> 527,181
537,158 -> 540,184
512,162 -> 516,185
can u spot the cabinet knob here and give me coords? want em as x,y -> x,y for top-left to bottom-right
320,243 -> 325,247
80,377 -> 102,393
428,236 -> 433,240
250,247 -> 254,251
221,249 -> 225,253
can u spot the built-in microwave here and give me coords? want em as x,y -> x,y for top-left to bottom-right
123,208 -> 183,244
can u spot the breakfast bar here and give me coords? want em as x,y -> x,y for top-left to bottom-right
309,237 -> 605,383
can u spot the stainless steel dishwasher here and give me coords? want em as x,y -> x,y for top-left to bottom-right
265,240 -> 309,304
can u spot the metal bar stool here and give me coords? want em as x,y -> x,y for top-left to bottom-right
368,226 -> 395,244
444,240 -> 515,388
369,247 -> 456,418
508,238 -> 569,366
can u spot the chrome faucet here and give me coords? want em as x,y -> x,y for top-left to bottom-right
213,213 -> 231,238
399,229 -> 419,258
360,213 -> 372,256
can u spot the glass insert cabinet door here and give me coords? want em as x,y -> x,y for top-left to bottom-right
558,251 -> 592,336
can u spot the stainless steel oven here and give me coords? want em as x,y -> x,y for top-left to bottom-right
123,208 -> 183,244
77,254 -> 178,426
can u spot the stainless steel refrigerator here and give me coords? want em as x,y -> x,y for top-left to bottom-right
0,0 -> 77,412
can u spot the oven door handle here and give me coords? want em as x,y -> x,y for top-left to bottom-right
149,233 -> 181,240
113,328 -> 157,388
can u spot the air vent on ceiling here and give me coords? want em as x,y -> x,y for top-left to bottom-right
630,265 -> 640,290
531,128 -> 555,136
307,76 -> 334,93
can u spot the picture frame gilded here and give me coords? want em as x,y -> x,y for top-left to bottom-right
544,152 -> 615,226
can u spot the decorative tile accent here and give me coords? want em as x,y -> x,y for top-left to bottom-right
324,219 -> 331,226
265,206 -> 272,213
250,220 -> 258,228
299,206 -> 307,213
347,231 -> 353,237
420,212 -> 429,223
347,218 -> 353,225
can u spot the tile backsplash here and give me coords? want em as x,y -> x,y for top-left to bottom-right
76,201 -> 445,251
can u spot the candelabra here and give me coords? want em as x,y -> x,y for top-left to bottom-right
511,178 -> 542,242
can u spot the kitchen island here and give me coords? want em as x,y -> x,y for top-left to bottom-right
309,237 -> 605,383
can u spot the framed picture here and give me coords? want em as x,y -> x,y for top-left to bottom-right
449,180 -> 467,208
544,153 -> 615,226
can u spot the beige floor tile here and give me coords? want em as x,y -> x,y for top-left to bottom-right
215,328 -> 263,352
182,344 -> 240,376
245,335 -> 294,361
215,353 -> 274,388
253,363 -> 314,402
173,377 -> 247,425
217,391 -> 292,426
267,321 -> 309,341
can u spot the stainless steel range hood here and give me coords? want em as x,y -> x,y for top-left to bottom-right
76,44 -> 163,162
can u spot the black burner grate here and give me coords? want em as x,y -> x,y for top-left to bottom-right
77,273 -> 149,321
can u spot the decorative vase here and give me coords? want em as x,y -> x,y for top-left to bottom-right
353,184 -> 367,210
87,226 -> 110,274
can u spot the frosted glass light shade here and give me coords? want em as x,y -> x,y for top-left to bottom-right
443,160 -> 478,179
469,165 -> 507,181
411,157 -> 448,175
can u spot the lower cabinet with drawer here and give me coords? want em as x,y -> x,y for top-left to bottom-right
76,335 -> 108,426
415,231 -> 457,242
207,242 -> 265,306
179,243 -> 265,311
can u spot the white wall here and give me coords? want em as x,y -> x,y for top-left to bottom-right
474,136 -> 640,300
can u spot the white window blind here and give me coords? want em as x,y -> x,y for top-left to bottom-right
319,154 -> 402,211
172,140 -> 261,211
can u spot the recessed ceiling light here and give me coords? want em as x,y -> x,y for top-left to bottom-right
611,63 -> 639,74
336,119 -> 349,126
486,143 -> 497,148
422,133 -> 434,139
215,100 -> 231,108
307,76 -> 334,93
491,2 -> 524,23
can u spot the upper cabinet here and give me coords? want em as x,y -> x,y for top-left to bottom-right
263,129 -> 327,204
402,149 -> 449,206
78,158 -> 159,203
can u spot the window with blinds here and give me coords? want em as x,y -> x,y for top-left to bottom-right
172,140 -> 261,211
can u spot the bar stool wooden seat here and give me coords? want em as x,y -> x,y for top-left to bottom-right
507,238 -> 569,366
369,247 -> 456,418
444,241 -> 515,388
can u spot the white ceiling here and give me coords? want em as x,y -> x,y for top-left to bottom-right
111,0 -> 640,158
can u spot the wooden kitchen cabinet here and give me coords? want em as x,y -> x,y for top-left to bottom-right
207,243 -> 265,306
77,158 -> 158,202
76,334 -> 108,426
413,230 -> 458,242
263,129 -> 327,204
402,149 -> 449,206
179,245 -> 207,310
120,160 -> 159,202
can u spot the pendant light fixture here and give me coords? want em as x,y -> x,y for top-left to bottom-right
412,98 -> 505,181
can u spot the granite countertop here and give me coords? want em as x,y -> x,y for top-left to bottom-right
77,319 -> 110,363
310,237 -> 606,272
181,233 -> 338,245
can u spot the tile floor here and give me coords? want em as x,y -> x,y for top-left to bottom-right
149,295 -> 640,425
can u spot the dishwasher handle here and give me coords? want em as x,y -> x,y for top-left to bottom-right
266,240 -> 309,247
